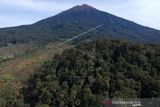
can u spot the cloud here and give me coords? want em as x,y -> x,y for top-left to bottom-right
92,0 -> 160,29
0,0 -> 73,27
0,0 -> 72,12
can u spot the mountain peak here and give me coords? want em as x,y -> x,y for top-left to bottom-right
80,4 -> 93,8
70,4 -> 96,11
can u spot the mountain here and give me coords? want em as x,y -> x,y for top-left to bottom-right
0,4 -> 160,46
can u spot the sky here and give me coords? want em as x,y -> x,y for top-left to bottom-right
0,0 -> 160,30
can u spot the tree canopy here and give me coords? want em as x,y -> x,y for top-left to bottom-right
21,39 -> 160,107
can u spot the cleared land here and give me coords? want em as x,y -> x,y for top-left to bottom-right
0,42 -> 64,95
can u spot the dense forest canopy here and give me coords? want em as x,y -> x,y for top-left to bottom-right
21,39 -> 160,107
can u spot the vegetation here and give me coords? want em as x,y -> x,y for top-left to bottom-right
0,74 -> 17,107
0,56 -> 13,63
0,42 -> 45,57
1,4 -> 160,107
0,42 -> 61,107
0,4 -> 160,47
20,39 -> 160,107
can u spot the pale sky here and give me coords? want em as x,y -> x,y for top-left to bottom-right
0,0 -> 160,30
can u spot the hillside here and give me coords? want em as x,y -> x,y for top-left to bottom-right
0,4 -> 160,107
0,4 -> 160,47
19,39 -> 160,107
0,42 -> 66,107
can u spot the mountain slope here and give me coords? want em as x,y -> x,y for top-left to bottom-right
22,39 -> 160,107
0,4 -> 160,46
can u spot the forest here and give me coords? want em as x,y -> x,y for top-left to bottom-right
1,4 -> 160,47
1,39 -> 159,107
0,4 -> 160,107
